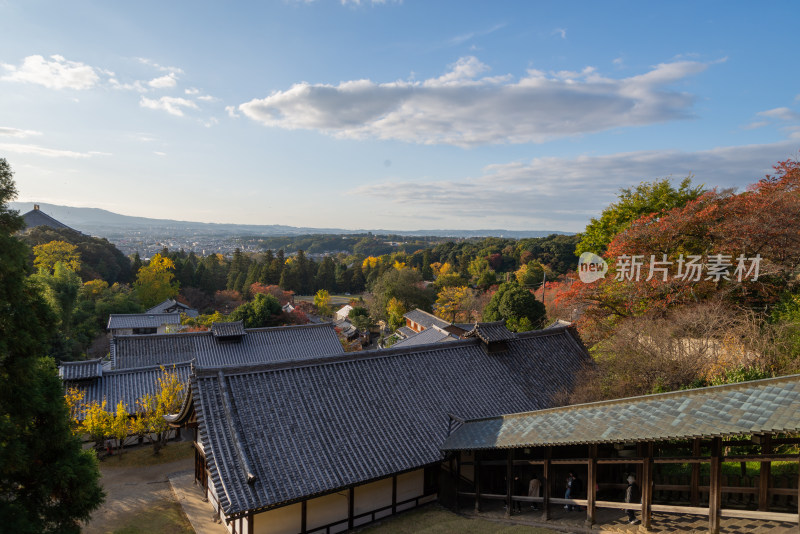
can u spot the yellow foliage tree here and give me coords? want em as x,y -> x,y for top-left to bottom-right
33,240 -> 81,273
132,366 -> 186,454
362,256 -> 381,269
82,400 -> 112,451
133,253 -> 179,308
314,289 -> 332,316
109,401 -> 130,456
386,297 -> 407,330
393,260 -> 407,271
64,386 -> 86,435
431,262 -> 453,278
435,286 -> 471,322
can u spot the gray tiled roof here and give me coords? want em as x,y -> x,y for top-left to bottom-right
22,208 -> 73,231
146,298 -> 199,317
393,325 -> 459,347
441,374 -> 800,451
464,321 -> 516,343
186,325 -> 589,517
396,326 -> 416,339
68,363 -> 192,420
59,358 -> 103,381
211,321 -> 245,338
111,323 -> 344,370
403,309 -> 451,330
107,313 -> 181,330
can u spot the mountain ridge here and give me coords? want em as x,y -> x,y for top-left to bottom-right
10,202 -> 573,239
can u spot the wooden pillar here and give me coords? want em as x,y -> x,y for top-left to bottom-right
709,437 -> 722,534
759,434 -> 772,511
301,500 -> 307,534
248,512 -> 253,534
392,474 -> 398,514
796,455 -> 799,529
505,449 -> 513,517
585,444 -> 597,526
454,453 -> 461,512
348,487 -> 354,530
474,451 -> 481,513
542,447 -> 551,521
690,438 -> 701,506
641,442 -> 654,530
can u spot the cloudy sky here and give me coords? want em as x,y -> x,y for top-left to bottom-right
1,1 -> 798,232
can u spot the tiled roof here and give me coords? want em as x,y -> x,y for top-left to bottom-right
403,309 -> 451,330
441,374 -> 800,451
60,358 -> 103,381
21,208 -> 73,231
107,313 -> 181,330
111,323 -> 344,370
185,325 -> 590,518
393,325 -> 459,347
464,321 -> 516,343
69,363 -> 192,420
546,319 -> 573,329
395,326 -> 416,339
146,298 -> 199,317
211,321 -> 245,338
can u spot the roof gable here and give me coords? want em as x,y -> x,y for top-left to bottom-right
107,313 -> 181,330
402,308 -> 451,330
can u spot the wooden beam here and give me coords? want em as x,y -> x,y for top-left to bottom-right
709,437 -> 722,534
641,442 -> 653,530
505,449 -> 513,517
474,451 -> 481,513
691,438 -> 701,507
542,447 -> 551,521
586,444 -> 597,526
759,434 -> 772,512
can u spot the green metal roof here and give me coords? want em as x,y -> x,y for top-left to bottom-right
441,374 -> 800,450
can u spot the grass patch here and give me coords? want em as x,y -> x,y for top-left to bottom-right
357,505 -> 556,534
101,441 -> 194,469
111,499 -> 193,534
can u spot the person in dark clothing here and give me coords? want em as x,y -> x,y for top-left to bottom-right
624,475 -> 641,524
571,473 -> 584,511
564,472 -> 575,511
513,475 -> 525,512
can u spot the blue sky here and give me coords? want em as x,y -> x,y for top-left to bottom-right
1,1 -> 798,232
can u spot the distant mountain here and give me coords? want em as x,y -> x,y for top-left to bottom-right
10,202 -> 572,239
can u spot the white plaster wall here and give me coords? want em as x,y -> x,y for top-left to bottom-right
253,503 -> 301,534
306,491 -> 349,532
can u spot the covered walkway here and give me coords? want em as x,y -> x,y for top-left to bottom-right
441,375 -> 800,533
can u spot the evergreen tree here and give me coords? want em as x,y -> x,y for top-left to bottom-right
0,158 -> 104,532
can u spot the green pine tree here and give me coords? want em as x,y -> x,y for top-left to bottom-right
0,158 -> 104,533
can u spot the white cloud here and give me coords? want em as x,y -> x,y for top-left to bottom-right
448,23 -> 506,46
757,107 -> 800,121
552,28 -> 567,39
0,142 -> 98,158
154,151 -> 167,156
1,54 -> 99,90
148,73 -> 178,89
109,78 -> 147,92
136,58 -> 184,74
197,94 -> 217,102
185,87 -> 200,95
225,105 -> 240,118
240,57 -> 711,147
139,96 -> 199,117
349,141 -> 799,230
0,127 -> 42,138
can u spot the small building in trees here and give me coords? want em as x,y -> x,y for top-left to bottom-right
146,298 -> 199,318
107,312 -> 181,336
166,323 -> 591,534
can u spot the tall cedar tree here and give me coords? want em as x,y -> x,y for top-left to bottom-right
0,158 -> 104,533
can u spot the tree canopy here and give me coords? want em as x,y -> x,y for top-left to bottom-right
0,158 -> 104,532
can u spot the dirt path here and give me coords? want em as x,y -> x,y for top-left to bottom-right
83,455 -> 193,534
